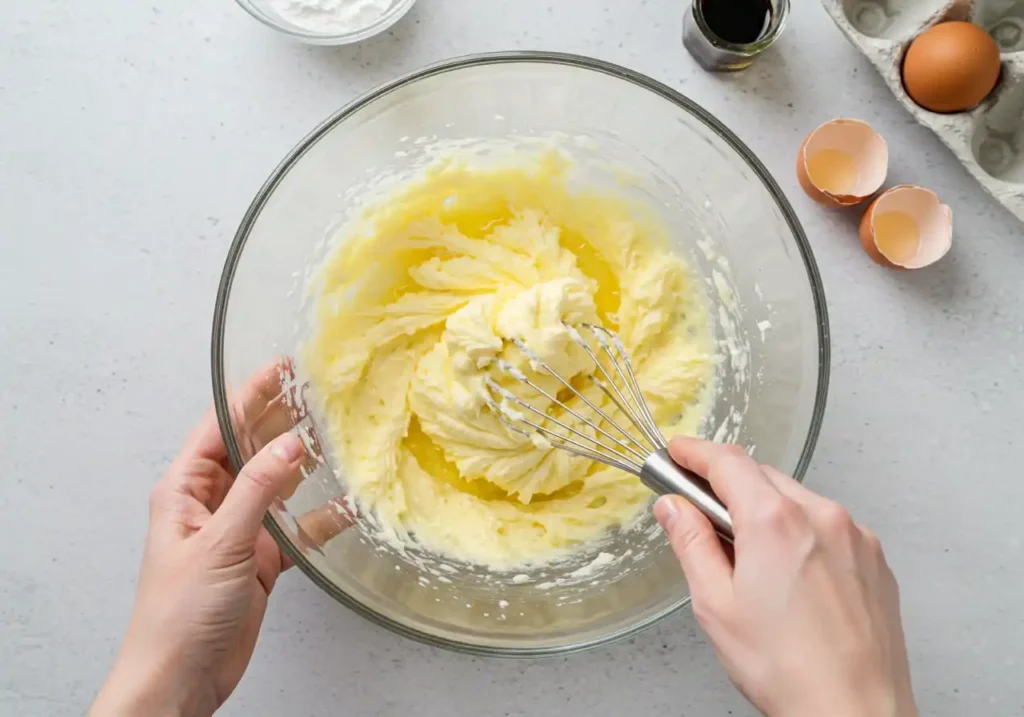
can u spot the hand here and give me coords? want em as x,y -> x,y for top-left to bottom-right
654,438 -> 916,717
91,366 -> 349,717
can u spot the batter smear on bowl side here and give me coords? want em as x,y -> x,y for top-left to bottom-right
305,153 -> 715,569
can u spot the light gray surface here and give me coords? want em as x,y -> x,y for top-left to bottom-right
1,1 -> 1022,715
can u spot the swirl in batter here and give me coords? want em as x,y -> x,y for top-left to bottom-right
305,154 -> 713,568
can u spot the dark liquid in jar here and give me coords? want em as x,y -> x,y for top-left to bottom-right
699,0 -> 772,45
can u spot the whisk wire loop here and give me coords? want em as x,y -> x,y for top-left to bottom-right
585,325 -> 667,450
484,377 -> 646,469
484,397 -> 643,475
511,338 -> 651,457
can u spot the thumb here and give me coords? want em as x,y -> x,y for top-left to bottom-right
207,432 -> 305,553
654,495 -> 733,609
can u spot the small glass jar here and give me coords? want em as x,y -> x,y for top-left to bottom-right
683,0 -> 791,72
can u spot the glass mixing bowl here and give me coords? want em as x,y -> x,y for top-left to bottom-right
212,52 -> 830,656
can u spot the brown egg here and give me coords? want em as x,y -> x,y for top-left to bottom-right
903,22 -> 1001,113
859,185 -> 952,269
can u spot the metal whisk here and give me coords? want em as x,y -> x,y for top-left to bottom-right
485,323 -> 734,541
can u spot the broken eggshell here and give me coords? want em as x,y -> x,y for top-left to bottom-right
797,118 -> 888,207
859,185 -> 952,269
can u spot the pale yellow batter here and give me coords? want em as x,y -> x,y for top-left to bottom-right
305,153 -> 713,569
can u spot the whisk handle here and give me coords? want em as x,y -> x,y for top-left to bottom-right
641,448 -> 734,542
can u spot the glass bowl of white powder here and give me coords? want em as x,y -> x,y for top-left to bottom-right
213,52 -> 830,656
236,0 -> 416,44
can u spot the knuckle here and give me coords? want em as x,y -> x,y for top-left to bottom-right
148,482 -> 172,514
819,501 -> 855,535
860,526 -> 883,555
718,444 -> 749,461
759,463 -> 791,484
888,568 -> 901,599
239,463 -> 277,491
709,446 -> 755,481
201,519 -> 245,559
671,525 -> 709,556
756,495 -> 804,533
667,524 -> 716,561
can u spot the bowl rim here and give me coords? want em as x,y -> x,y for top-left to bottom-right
211,50 -> 831,658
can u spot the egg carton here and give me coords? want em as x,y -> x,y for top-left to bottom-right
820,0 -> 1024,222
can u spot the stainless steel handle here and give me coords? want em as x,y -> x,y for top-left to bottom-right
641,448 -> 734,541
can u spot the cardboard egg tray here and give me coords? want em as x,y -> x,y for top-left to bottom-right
821,0 -> 1024,222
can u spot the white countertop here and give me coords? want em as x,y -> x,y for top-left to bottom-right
2,1 -> 1022,715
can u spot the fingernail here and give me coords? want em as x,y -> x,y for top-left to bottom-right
654,495 -> 680,532
271,433 -> 305,463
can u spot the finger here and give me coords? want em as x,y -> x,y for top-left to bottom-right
207,433 -> 306,552
171,359 -> 295,483
242,359 -> 305,451
249,391 -> 300,453
153,460 -> 236,530
654,495 -> 733,607
225,358 -> 298,460
279,422 -> 326,501
239,358 -> 296,426
281,497 -> 355,572
176,407 -> 229,466
668,436 -> 780,523
234,362 -> 321,501
298,497 -> 354,548
254,529 -> 286,595
157,410 -> 233,517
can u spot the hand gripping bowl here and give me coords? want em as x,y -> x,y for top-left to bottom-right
212,52 -> 830,656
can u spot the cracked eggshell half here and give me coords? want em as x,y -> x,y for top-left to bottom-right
859,185 -> 952,269
797,119 -> 888,208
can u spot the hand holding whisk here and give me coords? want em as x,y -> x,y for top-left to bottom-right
484,323 -> 734,541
